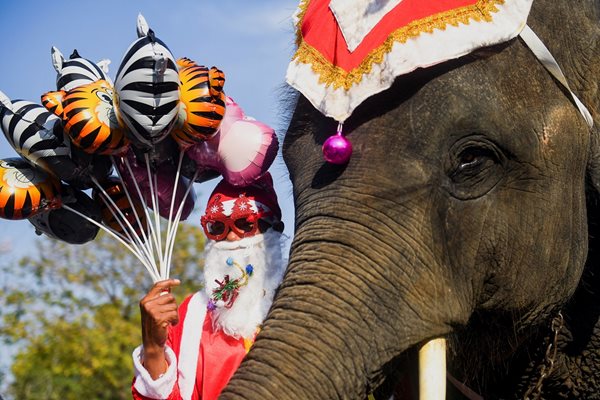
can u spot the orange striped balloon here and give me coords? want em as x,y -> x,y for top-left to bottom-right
176,57 -> 196,69
61,80 -> 129,155
172,58 -> 226,148
41,90 -> 66,118
0,158 -> 61,220
208,67 -> 225,98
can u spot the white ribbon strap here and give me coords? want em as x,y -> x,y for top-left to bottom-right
519,25 -> 594,128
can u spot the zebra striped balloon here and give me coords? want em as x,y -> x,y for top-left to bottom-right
0,92 -> 77,179
51,47 -> 112,92
1,91 -> 112,189
114,30 -> 180,151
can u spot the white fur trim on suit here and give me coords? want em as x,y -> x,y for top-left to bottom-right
132,345 -> 178,399
178,291 -> 209,400
132,292 -> 208,400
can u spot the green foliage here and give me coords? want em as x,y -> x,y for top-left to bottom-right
9,307 -> 137,400
0,221 -> 206,400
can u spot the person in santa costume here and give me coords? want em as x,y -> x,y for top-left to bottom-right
131,172 -> 286,400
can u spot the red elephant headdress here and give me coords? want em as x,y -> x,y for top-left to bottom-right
287,0 -> 593,164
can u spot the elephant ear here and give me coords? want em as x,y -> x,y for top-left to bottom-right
526,5 -> 600,197
588,127 -> 600,194
574,7 -> 600,192
585,45 -> 600,195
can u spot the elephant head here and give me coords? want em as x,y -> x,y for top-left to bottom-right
223,0 -> 600,398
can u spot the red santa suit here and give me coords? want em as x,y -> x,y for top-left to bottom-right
132,173 -> 284,400
131,291 -> 255,400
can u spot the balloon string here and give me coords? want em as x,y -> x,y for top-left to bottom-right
153,170 -> 165,279
166,177 -> 197,277
110,155 -> 155,261
62,204 -> 160,282
91,176 -> 145,251
90,176 -> 156,274
164,169 -> 199,279
90,175 -> 150,256
95,192 -> 155,270
162,151 -> 185,273
120,156 -> 159,264
145,154 -> 165,279
165,152 -> 184,254
138,155 -> 162,270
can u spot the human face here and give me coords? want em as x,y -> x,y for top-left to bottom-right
202,214 -> 269,242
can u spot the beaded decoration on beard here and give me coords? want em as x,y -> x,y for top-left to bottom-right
203,229 -> 286,339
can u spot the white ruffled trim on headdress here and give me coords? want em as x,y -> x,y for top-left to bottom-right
286,0 -> 533,122
330,0 -> 404,53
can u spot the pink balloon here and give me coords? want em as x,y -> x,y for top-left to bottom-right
219,96 -> 245,133
116,151 -> 196,221
185,96 -> 279,187
185,136 -> 221,172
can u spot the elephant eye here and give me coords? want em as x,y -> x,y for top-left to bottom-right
455,146 -> 498,173
446,138 -> 505,199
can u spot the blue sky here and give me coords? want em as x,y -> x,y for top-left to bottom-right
0,0 -> 300,259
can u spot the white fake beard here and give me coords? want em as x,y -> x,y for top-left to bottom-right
203,229 -> 286,339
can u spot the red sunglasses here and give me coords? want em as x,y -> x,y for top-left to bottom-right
201,212 -> 269,241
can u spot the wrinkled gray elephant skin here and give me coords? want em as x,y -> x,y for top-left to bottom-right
222,1 -> 600,399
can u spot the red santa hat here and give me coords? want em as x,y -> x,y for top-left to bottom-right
203,172 -> 281,224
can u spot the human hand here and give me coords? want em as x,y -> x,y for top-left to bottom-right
139,279 -> 181,354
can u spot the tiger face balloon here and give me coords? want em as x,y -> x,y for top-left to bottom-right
61,80 -> 129,155
171,58 -> 226,148
0,158 -> 61,220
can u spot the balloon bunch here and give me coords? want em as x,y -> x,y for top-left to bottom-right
0,14 -> 279,282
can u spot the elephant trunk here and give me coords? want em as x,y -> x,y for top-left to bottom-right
221,218 -> 463,399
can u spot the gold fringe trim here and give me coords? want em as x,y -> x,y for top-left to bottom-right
292,0 -> 505,90
294,0 -> 311,48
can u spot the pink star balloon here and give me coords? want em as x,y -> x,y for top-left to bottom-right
185,96 -> 278,186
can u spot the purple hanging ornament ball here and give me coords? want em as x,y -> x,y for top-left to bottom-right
322,122 -> 352,164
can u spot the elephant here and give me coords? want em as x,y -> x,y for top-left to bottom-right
222,0 -> 600,398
